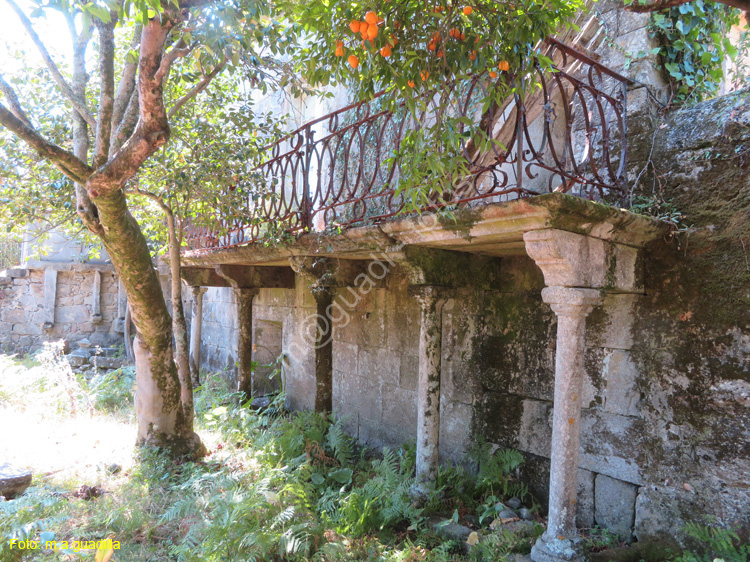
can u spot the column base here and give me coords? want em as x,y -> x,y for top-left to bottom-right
530,533 -> 586,562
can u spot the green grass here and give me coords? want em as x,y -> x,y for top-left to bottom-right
0,350 -> 539,562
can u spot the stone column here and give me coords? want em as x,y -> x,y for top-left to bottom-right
312,284 -> 334,413
531,287 -> 601,562
236,288 -> 259,401
409,285 -> 447,495
90,270 -> 102,324
189,286 -> 207,385
42,269 -> 57,330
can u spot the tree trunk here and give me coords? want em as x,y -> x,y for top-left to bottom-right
166,211 -> 194,426
93,187 -> 203,457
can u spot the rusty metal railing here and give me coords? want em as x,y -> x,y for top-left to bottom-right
187,40 -> 632,250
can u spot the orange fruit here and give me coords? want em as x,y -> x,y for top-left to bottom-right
348,54 -> 359,68
349,20 -> 360,33
360,24 -> 369,38
463,5 -> 473,15
380,45 -> 392,57
367,24 -> 378,39
365,11 -> 378,24
460,32 -> 466,40
408,80 -> 415,87
469,50 -> 476,60
421,70 -> 429,80
428,41 -> 436,51
489,70 -> 498,78
335,45 -> 344,57
390,35 -> 398,45
498,60 -> 510,71
437,50 -> 444,58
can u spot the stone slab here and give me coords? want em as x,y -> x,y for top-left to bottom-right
595,474 -> 637,541
0,463 -> 32,499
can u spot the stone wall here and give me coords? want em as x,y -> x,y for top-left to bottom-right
0,264 -> 121,354
191,9 -> 748,544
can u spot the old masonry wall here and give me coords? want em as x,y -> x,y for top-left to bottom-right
196,89 -> 750,544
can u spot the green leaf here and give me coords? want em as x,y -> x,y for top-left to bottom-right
328,468 -> 353,484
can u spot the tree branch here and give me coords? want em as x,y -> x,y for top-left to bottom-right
87,17 -> 175,194
110,91 -> 139,156
93,22 -> 116,168
132,185 -> 172,214
625,0 -> 750,11
0,74 -> 32,127
156,38 -> 190,84
4,0 -> 97,128
111,25 -> 142,140
0,103 -> 93,183
168,59 -> 227,119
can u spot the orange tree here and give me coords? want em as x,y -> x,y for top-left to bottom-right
286,0 -> 583,205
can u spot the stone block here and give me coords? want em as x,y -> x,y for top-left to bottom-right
67,354 -> 89,368
11,323 -> 43,336
580,411 -> 645,485
57,305 -> 89,324
382,384 -> 417,438
577,469 -> 595,529
1,308 -> 26,323
332,341 -> 358,375
1,268 -> 27,278
595,474 -> 637,541
588,293 -> 639,351
357,347 -> 399,386
439,399 -> 472,463
518,399 -> 552,458
0,463 -> 32,499
602,350 -> 641,417
399,353 -> 418,391
0,276 -> 11,286
355,375 -> 382,421
92,356 -> 126,370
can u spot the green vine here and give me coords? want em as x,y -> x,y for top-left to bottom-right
649,1 -> 740,103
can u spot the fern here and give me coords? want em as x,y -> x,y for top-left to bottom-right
677,523 -> 749,562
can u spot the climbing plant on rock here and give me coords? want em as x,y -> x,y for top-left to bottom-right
648,1 -> 740,103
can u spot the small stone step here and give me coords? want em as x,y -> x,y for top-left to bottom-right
91,356 -> 126,370
0,268 -> 27,278
0,463 -> 32,499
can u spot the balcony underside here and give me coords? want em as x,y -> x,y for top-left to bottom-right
182,193 -> 667,270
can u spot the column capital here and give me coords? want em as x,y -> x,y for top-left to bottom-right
190,286 -> 208,296
524,228 -> 641,292
542,286 -> 602,317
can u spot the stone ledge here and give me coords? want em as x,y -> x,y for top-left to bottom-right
24,260 -> 116,273
0,268 -> 27,278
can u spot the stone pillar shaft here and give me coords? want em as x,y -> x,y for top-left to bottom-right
236,288 -> 259,400
189,287 -> 207,384
313,287 -> 334,413
531,286 -> 601,562
411,286 -> 446,489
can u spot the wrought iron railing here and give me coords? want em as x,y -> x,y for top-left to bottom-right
187,39 -> 632,250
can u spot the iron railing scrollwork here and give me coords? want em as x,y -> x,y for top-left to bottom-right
187,40 -> 633,251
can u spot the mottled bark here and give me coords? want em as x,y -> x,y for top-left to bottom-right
0,5 -> 208,458
166,211 -> 194,426
93,22 -> 116,169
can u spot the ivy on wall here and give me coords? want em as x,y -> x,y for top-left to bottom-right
649,1 -> 740,103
